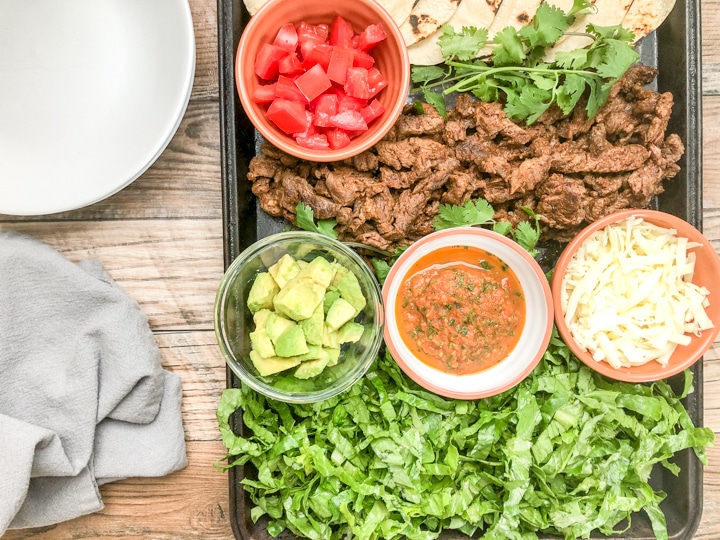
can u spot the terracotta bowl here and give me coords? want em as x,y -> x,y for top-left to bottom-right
551,209 -> 720,383
235,0 -> 410,162
382,227 -> 554,400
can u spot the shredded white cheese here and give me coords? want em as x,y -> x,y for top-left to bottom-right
561,217 -> 713,369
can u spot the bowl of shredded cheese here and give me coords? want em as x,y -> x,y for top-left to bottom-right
551,209 -> 720,382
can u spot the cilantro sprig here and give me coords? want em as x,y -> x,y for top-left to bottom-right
295,202 -> 338,238
411,0 -> 638,123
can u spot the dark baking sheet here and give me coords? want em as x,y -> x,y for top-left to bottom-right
217,0 -> 704,538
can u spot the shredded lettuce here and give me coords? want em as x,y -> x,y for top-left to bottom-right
217,332 -> 714,540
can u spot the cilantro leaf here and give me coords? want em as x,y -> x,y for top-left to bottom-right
511,206 -> 542,256
422,88 -> 446,117
492,26 -> 526,65
519,2 -> 570,48
438,24 -> 488,61
594,38 -> 640,80
504,84 -> 553,125
295,202 -> 338,238
567,0 -> 594,17
371,258 -> 391,284
410,65 -> 446,85
554,48 -> 590,70
556,73 -> 588,115
434,199 -> 495,230
492,221 -> 513,236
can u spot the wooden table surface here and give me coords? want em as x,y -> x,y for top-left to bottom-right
2,0 -> 720,538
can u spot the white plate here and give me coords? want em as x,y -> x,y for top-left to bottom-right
0,0 -> 195,215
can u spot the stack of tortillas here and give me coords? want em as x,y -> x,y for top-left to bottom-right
243,0 -> 676,65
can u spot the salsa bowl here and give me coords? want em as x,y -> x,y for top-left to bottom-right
382,227 -> 554,399
552,209 -> 720,382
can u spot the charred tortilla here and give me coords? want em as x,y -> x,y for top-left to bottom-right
622,0 -> 677,42
409,0 -> 501,65
399,0 -> 462,46
243,0 -> 417,26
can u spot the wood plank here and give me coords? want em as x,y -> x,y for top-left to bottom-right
2,440 -> 234,540
159,331 -> 228,442
703,98 -> 720,209
703,0 -> 720,95
0,99 -> 222,222
0,220 -> 224,331
189,0 -> 220,102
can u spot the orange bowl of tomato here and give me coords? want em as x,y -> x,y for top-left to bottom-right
236,0 -> 410,162
382,227 -> 554,400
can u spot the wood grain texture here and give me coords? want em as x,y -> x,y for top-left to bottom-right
4,0 -> 720,537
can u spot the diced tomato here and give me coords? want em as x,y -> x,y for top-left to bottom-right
275,75 -> 307,102
356,23 -> 387,51
294,111 -> 317,138
294,64 -> 332,102
360,99 -> 384,124
297,21 -> 329,44
326,129 -> 352,149
329,16 -> 354,48
329,110 -> 368,131
273,23 -> 298,53
266,98 -> 310,134
278,53 -> 304,76
336,91 -> 366,112
344,67 -> 370,99
254,43 -> 289,80
352,49 -> 375,69
366,67 -> 387,97
327,46 -> 355,85
252,83 -> 277,104
301,43 -> 333,70
296,133 -> 330,150
312,93 -> 338,127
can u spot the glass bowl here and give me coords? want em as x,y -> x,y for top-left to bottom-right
215,231 -> 384,403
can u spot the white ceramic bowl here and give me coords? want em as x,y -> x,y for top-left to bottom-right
382,227 -> 553,399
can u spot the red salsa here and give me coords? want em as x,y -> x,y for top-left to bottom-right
396,245 -> 525,375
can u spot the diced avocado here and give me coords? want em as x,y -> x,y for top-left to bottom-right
322,325 -> 339,348
337,321 -> 364,344
294,350 -> 331,379
253,308 -> 273,329
299,303 -> 324,346
274,325 -> 309,357
268,254 -> 302,289
247,272 -> 280,313
331,262 -> 349,287
297,260 -> 308,269
325,298 -> 357,331
324,347 -> 341,367
249,328 -> 276,359
273,277 -> 325,321
294,344 -> 324,361
297,256 -> 336,289
249,350 -> 300,376
266,312 -> 296,344
323,287 -> 341,315
336,271 -> 366,314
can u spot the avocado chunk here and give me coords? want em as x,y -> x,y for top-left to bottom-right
331,262 -> 349,287
326,298 -> 357,331
266,312 -> 296,344
249,328 -> 276,359
274,325 -> 309,357
323,287 -> 341,315
268,254 -> 302,289
299,303 -> 324,346
335,271 -> 366,314
337,321 -> 364,344
324,347 -> 341,367
322,325 -> 339,348
294,349 -> 331,379
247,272 -> 280,313
249,350 -> 300,376
253,308 -> 273,329
297,256 -> 336,289
273,277 -> 325,321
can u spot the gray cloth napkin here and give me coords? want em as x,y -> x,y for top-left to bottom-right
0,231 -> 188,533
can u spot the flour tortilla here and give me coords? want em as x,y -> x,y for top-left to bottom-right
242,0 -> 416,26
474,0 -> 542,56
399,0 -> 462,46
544,0 -> 634,61
622,0 -> 677,42
408,0 -> 502,65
